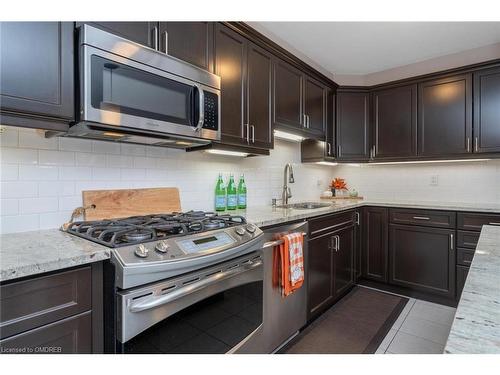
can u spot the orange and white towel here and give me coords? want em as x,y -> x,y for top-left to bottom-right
273,232 -> 305,297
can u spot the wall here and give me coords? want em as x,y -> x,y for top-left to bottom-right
0,126 -> 332,233
332,161 -> 500,204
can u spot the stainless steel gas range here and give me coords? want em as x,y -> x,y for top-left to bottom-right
66,211 -> 266,354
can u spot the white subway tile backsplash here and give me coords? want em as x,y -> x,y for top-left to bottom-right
121,143 -> 146,156
1,199 -> 19,216
76,152 -> 107,167
1,214 -> 39,233
19,130 -> 58,150
106,154 -> 134,168
1,181 -> 38,198
39,211 -> 73,230
39,150 -> 75,166
1,164 -> 18,180
0,127 -> 19,147
19,197 -> 58,214
59,137 -> 92,152
121,168 -> 146,180
92,167 -> 121,180
92,140 -> 121,154
0,147 -> 38,164
38,181 -> 75,197
19,165 -> 58,180
133,156 -> 157,169
58,195 -> 83,211
59,166 -> 92,180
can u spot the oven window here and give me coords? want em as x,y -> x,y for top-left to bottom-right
90,55 -> 195,126
121,281 -> 263,354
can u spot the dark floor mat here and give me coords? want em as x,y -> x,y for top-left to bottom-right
284,286 -> 408,354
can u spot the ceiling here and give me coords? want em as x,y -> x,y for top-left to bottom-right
250,22 -> 500,75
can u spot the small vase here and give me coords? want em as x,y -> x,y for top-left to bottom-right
331,188 -> 336,196
336,189 -> 344,197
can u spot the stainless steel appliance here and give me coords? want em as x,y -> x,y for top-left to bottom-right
67,25 -> 220,149
261,221 -> 308,353
66,211 -> 265,353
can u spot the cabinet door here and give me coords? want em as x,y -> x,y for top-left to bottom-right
308,234 -> 334,316
159,22 -> 214,72
333,225 -> 355,298
246,42 -> 273,149
372,84 -> 417,159
354,210 -> 362,280
389,224 -> 455,298
215,24 -> 247,146
363,207 -> 388,282
473,66 -> 500,153
336,91 -> 370,161
418,74 -> 472,157
87,22 -> 157,48
304,75 -> 327,137
273,59 -> 304,130
0,22 -> 74,121
325,90 -> 336,158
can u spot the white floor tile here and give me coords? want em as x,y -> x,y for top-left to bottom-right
391,298 -> 416,330
376,328 -> 398,353
387,331 -> 444,354
407,300 -> 456,326
399,316 -> 452,345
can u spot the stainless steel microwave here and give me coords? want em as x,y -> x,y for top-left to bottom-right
67,25 -> 221,149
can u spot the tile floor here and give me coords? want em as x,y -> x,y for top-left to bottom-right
375,295 -> 456,354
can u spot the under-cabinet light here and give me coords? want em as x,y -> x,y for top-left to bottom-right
367,159 -> 491,165
274,130 -> 305,142
205,149 -> 249,157
316,161 -> 339,166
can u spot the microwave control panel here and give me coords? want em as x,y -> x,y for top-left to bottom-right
203,91 -> 219,130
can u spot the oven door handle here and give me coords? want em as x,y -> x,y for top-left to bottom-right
194,85 -> 205,132
128,259 -> 262,313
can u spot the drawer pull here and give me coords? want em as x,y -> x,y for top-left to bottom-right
489,222 -> 500,226
413,216 -> 430,220
450,233 -> 454,251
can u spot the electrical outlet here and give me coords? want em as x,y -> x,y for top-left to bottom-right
430,175 -> 439,186
316,179 -> 322,187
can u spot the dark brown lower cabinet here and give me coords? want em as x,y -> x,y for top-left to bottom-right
456,265 -> 469,299
333,225 -> 355,298
0,312 -> 91,354
389,224 -> 455,298
308,234 -> 334,317
355,210 -> 362,280
363,207 -> 388,282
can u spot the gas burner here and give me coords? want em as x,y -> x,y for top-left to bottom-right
66,211 -> 247,248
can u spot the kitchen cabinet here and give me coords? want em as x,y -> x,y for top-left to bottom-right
418,73 -> 472,157
354,210 -> 362,280
273,59 -> 304,131
372,84 -> 417,159
389,224 -> 455,298
0,264 -> 103,353
362,207 -> 388,282
0,22 -> 74,131
336,90 -> 370,161
473,66 -> 500,153
158,22 -> 214,72
84,22 -> 157,48
325,90 -> 336,158
214,24 -> 273,149
308,212 -> 356,318
304,75 -> 327,137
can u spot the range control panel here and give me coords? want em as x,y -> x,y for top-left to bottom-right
202,91 -> 219,130
176,232 -> 235,254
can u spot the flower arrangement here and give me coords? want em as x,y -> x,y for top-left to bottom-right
330,178 -> 347,196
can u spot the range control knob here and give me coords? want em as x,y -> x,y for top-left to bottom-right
245,224 -> 256,233
155,240 -> 169,253
235,227 -> 246,236
134,244 -> 149,258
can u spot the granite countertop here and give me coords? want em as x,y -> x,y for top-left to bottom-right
0,229 -> 110,282
445,225 -> 500,354
1,199 -> 499,283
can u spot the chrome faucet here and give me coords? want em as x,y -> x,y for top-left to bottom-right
282,163 -> 295,205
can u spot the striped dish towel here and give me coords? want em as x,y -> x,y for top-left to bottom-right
279,232 -> 305,297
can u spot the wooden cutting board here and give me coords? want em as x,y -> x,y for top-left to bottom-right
82,187 -> 181,220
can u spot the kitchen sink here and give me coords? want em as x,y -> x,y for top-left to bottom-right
276,202 -> 332,210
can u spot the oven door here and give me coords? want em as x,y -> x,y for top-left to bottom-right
116,252 -> 263,354
81,44 -> 220,142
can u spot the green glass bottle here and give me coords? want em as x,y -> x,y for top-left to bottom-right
237,174 -> 247,209
226,174 -> 237,210
215,173 -> 226,212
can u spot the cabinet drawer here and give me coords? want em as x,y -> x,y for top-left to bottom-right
457,212 -> 500,232
389,208 -> 455,228
0,311 -> 91,354
309,211 -> 355,238
457,247 -> 475,267
456,230 -> 480,249
0,267 -> 91,339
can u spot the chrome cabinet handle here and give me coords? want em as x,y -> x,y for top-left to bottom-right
355,212 -> 360,225
194,85 -> 205,132
303,114 -> 307,128
489,222 -> 500,226
372,145 -> 376,158
262,232 -> 308,248
338,144 -> 342,157
152,26 -> 159,50
307,115 -> 310,128
450,233 -> 454,251
413,216 -> 430,220
251,125 -> 255,143
327,142 -> 331,155
245,124 -> 250,143
475,137 -> 479,152
163,31 -> 168,54
466,137 -> 470,152
129,259 -> 262,313
336,235 -> 340,252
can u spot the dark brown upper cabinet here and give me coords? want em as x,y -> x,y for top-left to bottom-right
372,84 -> 417,159
158,22 -> 214,72
304,75 -> 328,137
473,66 -> 500,154
336,90 -> 370,161
0,22 -> 74,130
325,90 -> 336,158
215,24 -> 272,150
84,22 -> 157,48
273,59 -> 304,130
418,73 -> 473,157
